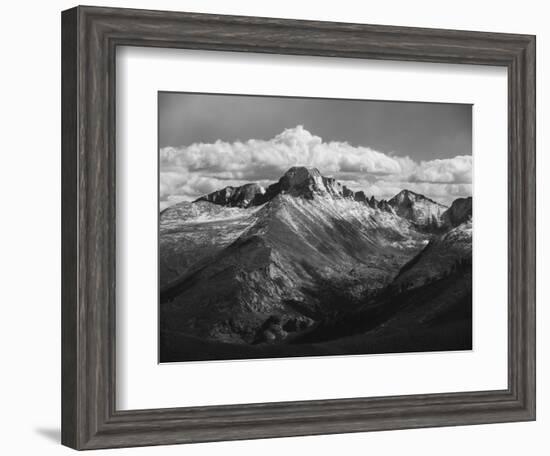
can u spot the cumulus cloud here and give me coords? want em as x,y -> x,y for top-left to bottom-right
160,125 -> 471,208
409,155 -> 472,184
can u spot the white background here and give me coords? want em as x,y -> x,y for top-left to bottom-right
0,0 -> 547,455
117,48 -> 508,410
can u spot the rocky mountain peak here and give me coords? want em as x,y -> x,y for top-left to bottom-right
194,166 -> 392,210
280,166 -> 323,189
388,189 -> 447,228
276,166 -> 357,200
390,189 -> 435,205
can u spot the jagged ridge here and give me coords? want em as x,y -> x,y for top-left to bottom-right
194,166 -> 454,224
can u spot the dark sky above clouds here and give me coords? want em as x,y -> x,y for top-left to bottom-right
158,92 -> 472,210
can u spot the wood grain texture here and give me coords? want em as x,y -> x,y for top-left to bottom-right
61,7 -> 78,449
61,5 -> 536,450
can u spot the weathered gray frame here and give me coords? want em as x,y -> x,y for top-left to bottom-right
61,5 -> 536,450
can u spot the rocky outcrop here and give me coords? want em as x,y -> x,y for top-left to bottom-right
377,199 -> 394,213
195,183 -> 265,208
354,190 -> 367,203
442,197 -> 472,227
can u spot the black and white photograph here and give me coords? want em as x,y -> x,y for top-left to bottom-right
158,92 -> 473,362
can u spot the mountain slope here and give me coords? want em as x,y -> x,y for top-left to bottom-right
161,168 -> 430,344
389,195 -> 473,290
392,220 -> 472,290
161,193 -> 428,343
159,201 -> 262,286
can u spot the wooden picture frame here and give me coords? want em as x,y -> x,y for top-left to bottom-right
61,5 -> 536,450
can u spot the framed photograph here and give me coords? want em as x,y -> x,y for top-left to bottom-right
61,5 -> 536,450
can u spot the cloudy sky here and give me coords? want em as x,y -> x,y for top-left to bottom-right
159,92 -> 472,210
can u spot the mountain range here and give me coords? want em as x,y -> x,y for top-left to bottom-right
160,166 -> 472,361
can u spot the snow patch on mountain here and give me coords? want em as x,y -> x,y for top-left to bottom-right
159,201 -> 265,286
